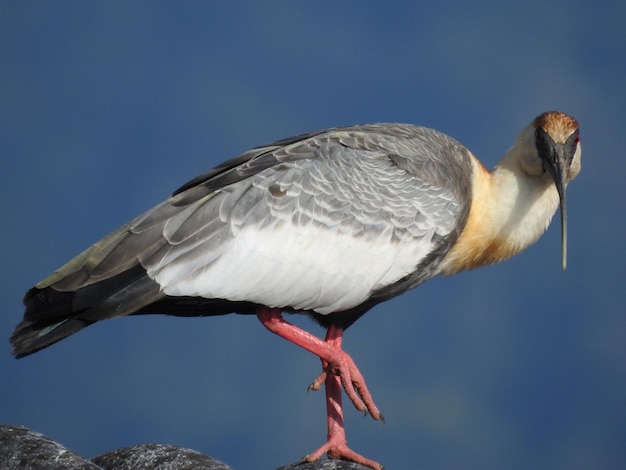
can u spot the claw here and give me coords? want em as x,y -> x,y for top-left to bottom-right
257,307 -> 384,468
304,369 -> 384,470
308,370 -> 327,393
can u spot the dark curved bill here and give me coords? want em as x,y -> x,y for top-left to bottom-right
547,147 -> 569,271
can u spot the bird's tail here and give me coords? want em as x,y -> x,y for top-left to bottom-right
11,264 -> 164,358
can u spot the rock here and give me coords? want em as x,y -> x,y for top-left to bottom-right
0,424 -> 377,470
0,424 -> 100,470
92,443 -> 231,469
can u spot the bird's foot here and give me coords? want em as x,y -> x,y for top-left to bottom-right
308,354 -> 384,423
257,307 -> 383,421
303,434 -> 384,470
257,308 -> 383,469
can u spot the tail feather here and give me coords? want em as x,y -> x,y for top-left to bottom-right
11,264 -> 164,358
11,315 -> 95,359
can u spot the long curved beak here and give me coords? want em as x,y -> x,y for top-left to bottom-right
544,145 -> 569,271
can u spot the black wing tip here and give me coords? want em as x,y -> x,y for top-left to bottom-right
11,326 -> 46,358
11,314 -> 95,358
12,264 -> 164,357
11,286 -> 81,358
10,320 -> 52,359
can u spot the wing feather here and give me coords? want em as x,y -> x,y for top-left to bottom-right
13,123 -> 473,356
34,123 -> 472,316
142,125 -> 472,313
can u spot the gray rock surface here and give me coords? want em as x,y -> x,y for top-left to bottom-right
0,424 -> 100,470
92,443 -> 231,469
0,424 -> 376,469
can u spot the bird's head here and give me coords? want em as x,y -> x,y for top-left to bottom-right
519,111 -> 581,270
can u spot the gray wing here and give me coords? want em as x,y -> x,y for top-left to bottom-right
38,124 -> 473,313
14,123 -> 473,357
36,124 -> 471,316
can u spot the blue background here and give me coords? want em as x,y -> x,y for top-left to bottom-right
2,2 -> 625,469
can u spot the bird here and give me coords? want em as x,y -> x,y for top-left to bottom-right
10,111 -> 581,470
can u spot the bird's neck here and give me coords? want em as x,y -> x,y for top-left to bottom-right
440,149 -> 560,275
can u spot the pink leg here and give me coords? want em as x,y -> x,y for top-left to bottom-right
257,307 -> 383,469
